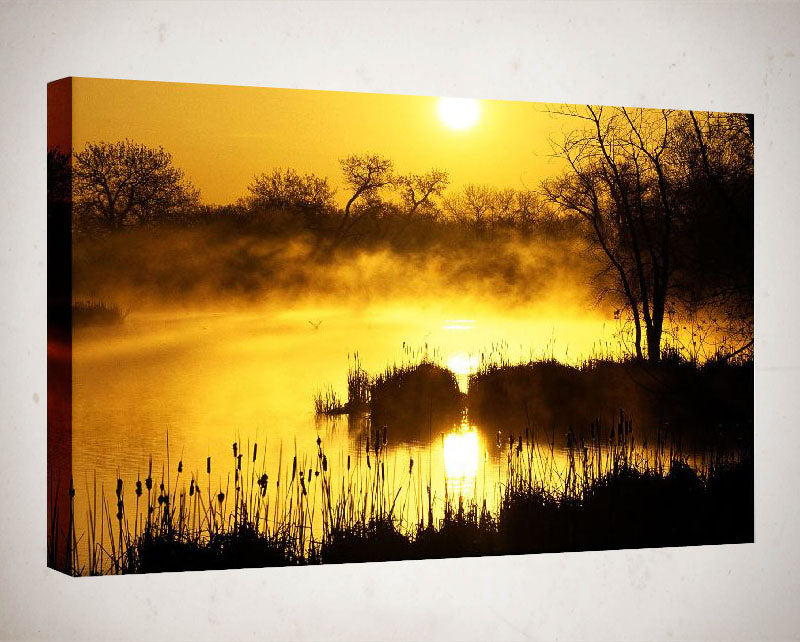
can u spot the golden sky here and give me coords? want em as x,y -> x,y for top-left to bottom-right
71,77 -> 568,206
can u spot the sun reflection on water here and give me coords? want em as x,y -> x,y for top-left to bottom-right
443,422 -> 481,496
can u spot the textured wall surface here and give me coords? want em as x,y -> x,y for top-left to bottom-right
1,2 -> 798,640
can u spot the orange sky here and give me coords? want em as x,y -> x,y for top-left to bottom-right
70,77 -> 569,206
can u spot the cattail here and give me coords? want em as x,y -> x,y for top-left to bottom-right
145,475 -> 152,491
207,456 -> 211,475
308,468 -> 312,481
409,458 -> 414,474
257,473 -> 268,497
232,442 -> 238,458
69,476 -> 75,498
367,454 -> 371,469
316,435 -> 322,448
135,479 -> 142,497
366,434 -> 370,454
189,478 -> 195,496
322,455 -> 328,472
291,455 -> 297,481
115,478 -> 123,499
177,460 -> 183,474
347,455 -> 351,471
217,491 -> 225,504
237,454 -> 242,471
252,443 -> 258,463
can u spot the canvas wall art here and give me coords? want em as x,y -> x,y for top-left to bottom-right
47,78 -> 753,576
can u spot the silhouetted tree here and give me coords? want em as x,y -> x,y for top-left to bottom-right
673,111 -> 754,357
335,154 -> 394,243
543,106 -> 753,362
247,167 -> 336,214
394,169 -> 449,217
73,140 -> 199,230
491,188 -> 517,228
514,189 -> 543,234
543,106 -> 678,361
444,184 -> 494,232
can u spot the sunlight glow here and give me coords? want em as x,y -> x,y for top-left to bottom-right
447,352 -> 480,376
443,427 -> 479,481
437,97 -> 480,130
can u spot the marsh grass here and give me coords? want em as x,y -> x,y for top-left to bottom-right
313,387 -> 346,415
467,354 -> 753,451
314,353 -> 370,416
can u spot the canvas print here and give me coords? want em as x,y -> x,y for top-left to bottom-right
47,78 -> 753,576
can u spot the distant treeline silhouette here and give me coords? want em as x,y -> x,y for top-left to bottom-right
55,142 -> 581,244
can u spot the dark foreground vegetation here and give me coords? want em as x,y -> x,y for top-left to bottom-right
49,410 -> 752,575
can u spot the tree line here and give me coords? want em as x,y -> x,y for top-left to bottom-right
51,141 -> 578,241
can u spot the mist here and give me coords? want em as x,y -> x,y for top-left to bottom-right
72,224 -> 604,323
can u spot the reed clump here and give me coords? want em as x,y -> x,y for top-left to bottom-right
315,352 -> 462,436
313,387 -> 347,415
467,355 -> 753,451
370,361 -> 462,432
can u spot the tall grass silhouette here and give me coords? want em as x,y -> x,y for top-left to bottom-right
49,409 -> 751,575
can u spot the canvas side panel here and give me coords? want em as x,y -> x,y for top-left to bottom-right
47,78 -> 73,574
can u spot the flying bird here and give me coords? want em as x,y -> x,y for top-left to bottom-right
308,320 -> 323,330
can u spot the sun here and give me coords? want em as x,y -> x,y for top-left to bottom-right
437,97 -> 480,130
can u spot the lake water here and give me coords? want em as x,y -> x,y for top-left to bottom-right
69,300 -> 682,569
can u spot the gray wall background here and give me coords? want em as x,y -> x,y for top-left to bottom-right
1,2 -> 798,640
